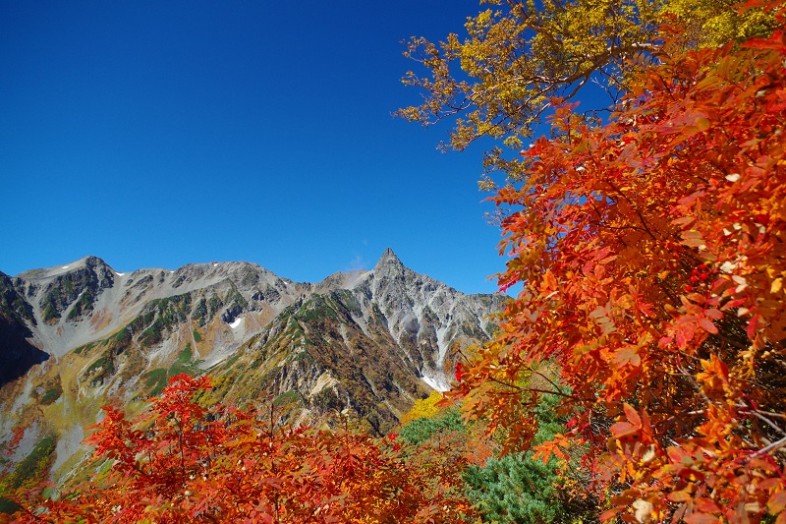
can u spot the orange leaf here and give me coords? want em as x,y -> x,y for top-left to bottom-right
623,403 -> 642,429
694,498 -> 721,514
669,489 -> 693,502
667,446 -> 692,465
610,422 -> 638,439
681,230 -> 706,248
705,308 -> 723,320
685,512 -> 719,524
769,490 -> 786,514
599,506 -> 624,522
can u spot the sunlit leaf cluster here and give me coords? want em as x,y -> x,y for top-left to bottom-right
397,0 -> 773,153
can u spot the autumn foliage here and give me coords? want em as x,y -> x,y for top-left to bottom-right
450,2 -> 786,522
6,2 -> 786,523
6,374 -> 474,523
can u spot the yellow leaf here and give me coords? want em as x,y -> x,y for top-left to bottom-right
771,278 -> 783,294
696,116 -> 710,130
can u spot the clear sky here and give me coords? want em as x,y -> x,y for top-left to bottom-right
1,1 -> 508,294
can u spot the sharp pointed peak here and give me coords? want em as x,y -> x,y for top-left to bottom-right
375,248 -> 403,268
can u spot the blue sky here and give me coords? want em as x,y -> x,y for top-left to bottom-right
1,1 -> 508,294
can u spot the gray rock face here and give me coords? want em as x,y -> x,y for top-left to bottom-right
203,249 -> 504,433
0,250 -> 505,474
2,251 -> 502,386
6,257 -> 307,360
339,248 -> 499,391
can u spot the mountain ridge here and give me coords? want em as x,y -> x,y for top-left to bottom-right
0,248 -> 505,484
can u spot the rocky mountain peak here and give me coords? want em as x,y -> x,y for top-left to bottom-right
82,256 -> 111,271
371,248 -> 407,280
4,256 -> 118,333
16,255 -> 114,281
375,248 -> 403,268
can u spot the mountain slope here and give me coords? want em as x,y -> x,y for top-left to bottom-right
0,273 -> 49,387
0,250 -> 504,482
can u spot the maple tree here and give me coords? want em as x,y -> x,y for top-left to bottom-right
396,0 -> 773,153
5,374 -> 475,523
423,0 -> 786,521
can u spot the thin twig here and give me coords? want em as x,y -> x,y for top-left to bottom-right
753,435 -> 786,457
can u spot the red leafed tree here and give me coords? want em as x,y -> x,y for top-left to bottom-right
8,374 -> 474,523
454,4 -> 786,523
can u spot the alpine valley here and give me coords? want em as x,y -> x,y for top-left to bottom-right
0,249 -> 503,485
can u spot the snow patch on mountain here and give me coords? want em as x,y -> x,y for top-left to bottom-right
421,371 -> 450,392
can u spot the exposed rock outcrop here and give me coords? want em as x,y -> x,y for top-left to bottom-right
0,250 -> 504,480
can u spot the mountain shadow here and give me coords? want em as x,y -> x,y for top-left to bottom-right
0,315 -> 49,387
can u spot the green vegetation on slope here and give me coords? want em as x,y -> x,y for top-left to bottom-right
141,345 -> 203,397
0,435 -> 57,513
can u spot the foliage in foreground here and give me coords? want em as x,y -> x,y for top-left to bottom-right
3,379 -> 592,524
4,374 -> 475,523
461,394 -> 593,524
391,389 -> 593,524
440,2 -> 786,522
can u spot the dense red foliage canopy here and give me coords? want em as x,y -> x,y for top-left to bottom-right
455,4 -> 786,522
7,374 -> 474,523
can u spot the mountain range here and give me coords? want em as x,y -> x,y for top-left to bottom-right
0,249 -> 504,483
